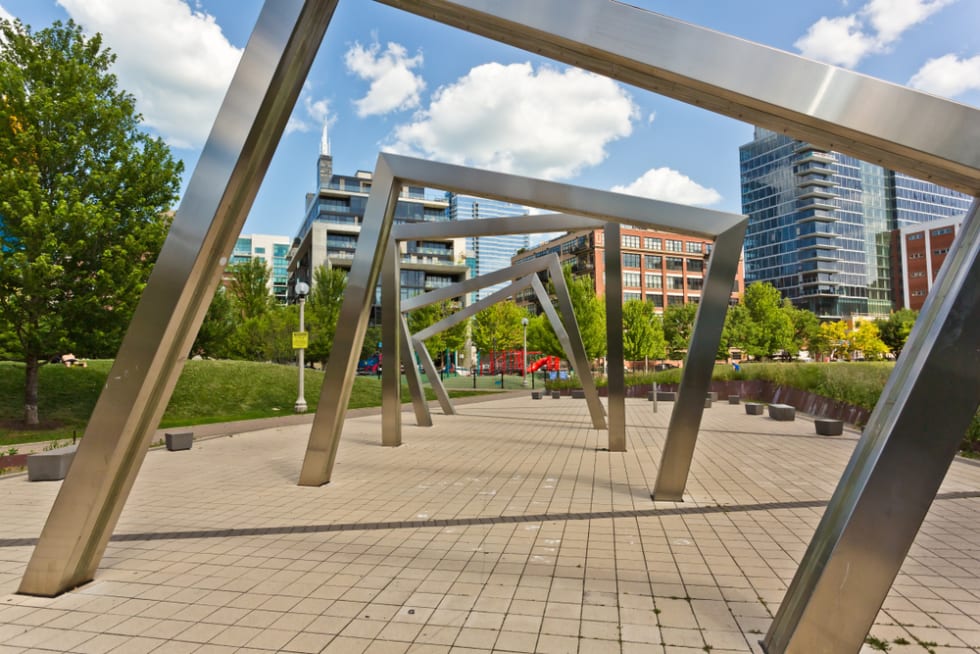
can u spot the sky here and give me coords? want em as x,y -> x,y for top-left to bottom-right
1,0 -> 978,239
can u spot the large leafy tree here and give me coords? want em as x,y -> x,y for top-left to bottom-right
305,264 -> 347,367
783,300 -> 820,355
227,258 -> 273,321
621,299 -> 666,367
472,300 -> 527,356
741,282 -> 794,358
0,19 -> 182,425
406,300 -> 467,367
191,286 -> 234,359
662,302 -> 698,359
875,308 -> 917,357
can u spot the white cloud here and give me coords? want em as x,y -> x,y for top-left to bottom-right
795,0 -> 954,68
284,93 -> 332,137
345,40 -> 425,117
863,0 -> 953,44
794,15 -> 876,68
908,53 -> 980,97
57,0 -> 242,149
388,62 -> 638,180
611,168 -> 722,207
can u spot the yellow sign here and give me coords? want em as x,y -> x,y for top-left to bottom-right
292,331 -> 309,349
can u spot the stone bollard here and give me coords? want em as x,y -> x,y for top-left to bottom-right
704,398 -> 712,408
745,403 -> 764,415
815,418 -> 844,436
552,390 -> 561,399
571,389 -> 585,399
165,431 -> 194,451
768,404 -> 796,421
728,395 -> 740,405
531,391 -> 542,400
27,445 -> 78,481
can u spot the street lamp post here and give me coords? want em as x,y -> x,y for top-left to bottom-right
521,317 -> 529,387
294,280 -> 310,413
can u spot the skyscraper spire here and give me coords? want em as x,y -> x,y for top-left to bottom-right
320,122 -> 330,157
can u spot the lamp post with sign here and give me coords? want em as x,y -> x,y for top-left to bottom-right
293,280 -> 310,413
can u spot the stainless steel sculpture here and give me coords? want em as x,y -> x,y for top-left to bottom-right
401,254 -> 604,430
19,0 -> 338,597
20,5 -> 978,653
300,152 -> 745,488
373,2 -> 980,652
603,223 -> 626,452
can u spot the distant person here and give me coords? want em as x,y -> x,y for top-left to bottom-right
733,362 -> 741,373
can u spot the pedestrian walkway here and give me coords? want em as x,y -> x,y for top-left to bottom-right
0,395 -> 977,653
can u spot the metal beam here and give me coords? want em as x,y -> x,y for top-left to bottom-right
392,212 -> 602,240
19,0 -> 339,597
653,220 -> 748,500
400,313 -> 432,427
377,0 -> 980,196
381,239 -> 402,446
763,199 -> 980,653
604,223 -> 626,452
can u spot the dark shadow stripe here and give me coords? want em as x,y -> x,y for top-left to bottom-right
2,490 -> 978,549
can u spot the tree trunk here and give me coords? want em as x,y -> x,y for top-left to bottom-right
24,354 -> 40,426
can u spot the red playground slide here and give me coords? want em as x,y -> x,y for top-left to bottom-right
527,356 -> 561,373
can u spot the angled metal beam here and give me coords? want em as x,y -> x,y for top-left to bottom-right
412,331 -> 454,415
400,313 -> 432,427
604,223 -> 626,452
532,268 -> 607,430
392,212 -> 602,240
19,0 -> 339,597
299,154 -> 401,486
377,0 -> 980,196
653,220 -> 748,500
764,199 -> 980,653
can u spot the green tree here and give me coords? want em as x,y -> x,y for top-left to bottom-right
0,19 -> 182,425
817,321 -> 850,360
305,265 -> 347,367
850,320 -> 889,360
622,299 -> 666,367
662,302 -> 698,359
723,302 -> 752,354
192,287 -> 234,359
783,301 -> 820,356
407,299 -> 468,369
875,308 -> 917,357
227,258 -> 273,321
472,301 -> 528,367
742,282 -> 793,358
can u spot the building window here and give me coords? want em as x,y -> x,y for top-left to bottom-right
907,233 -> 924,241
909,252 -> 925,259
931,227 -> 953,237
644,237 -> 662,250
622,234 -> 640,249
688,277 -> 703,291
646,293 -> 663,307
934,248 -> 949,255
623,272 -> 641,287
667,295 -> 684,305
912,290 -> 926,296
687,258 -> 704,273
644,255 -> 662,269
666,239 -> 683,252
667,276 -> 684,290
666,256 -> 684,271
623,291 -> 642,302
911,271 -> 926,278
688,295 -> 701,304
623,253 -> 641,268
645,273 -> 662,289
685,241 -> 703,254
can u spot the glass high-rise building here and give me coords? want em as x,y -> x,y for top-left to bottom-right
448,195 -> 530,300
230,233 -> 292,303
739,127 -> 971,319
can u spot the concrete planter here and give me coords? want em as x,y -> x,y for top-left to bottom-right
768,404 -> 796,421
815,419 -> 844,436
27,445 -> 78,481
165,431 -> 194,451
745,403 -> 765,415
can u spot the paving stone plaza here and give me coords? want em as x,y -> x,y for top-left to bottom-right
1,395 -> 978,653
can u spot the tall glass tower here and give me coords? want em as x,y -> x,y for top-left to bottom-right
739,128 -> 971,319
449,194 -> 531,300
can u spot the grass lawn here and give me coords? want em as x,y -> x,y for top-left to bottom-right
0,359 -> 495,447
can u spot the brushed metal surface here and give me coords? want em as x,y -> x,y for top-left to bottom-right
392,213 -> 603,240
381,239 -> 402,446
604,223 -> 626,452
20,0 -> 338,597
299,155 -> 401,486
400,313 -> 432,427
407,254 -> 605,430
378,0 -> 980,196
653,220 -> 748,500
532,268 -> 607,431
763,199 -> 980,653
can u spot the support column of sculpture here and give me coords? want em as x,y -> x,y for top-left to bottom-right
604,222 -> 626,452
400,314 -> 432,427
763,199 -> 980,653
381,239 -> 402,446
652,221 -> 747,501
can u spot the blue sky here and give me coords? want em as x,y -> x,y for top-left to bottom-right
2,0 -> 978,238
